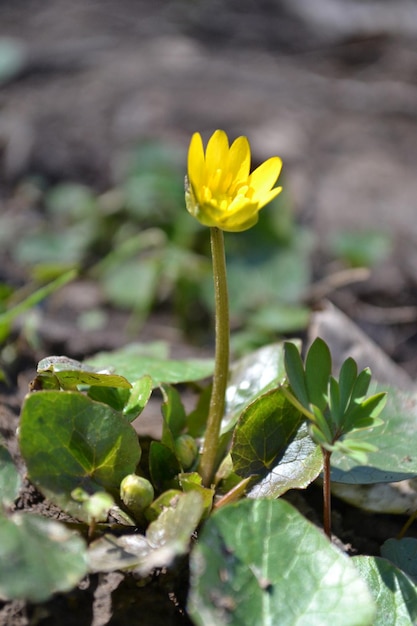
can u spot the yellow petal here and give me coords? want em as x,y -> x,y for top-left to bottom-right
187,133 -> 205,193
249,157 -> 282,199
228,136 -> 251,186
256,186 -> 283,210
205,130 -> 229,184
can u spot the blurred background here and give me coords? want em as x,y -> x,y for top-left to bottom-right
1,0 -> 417,378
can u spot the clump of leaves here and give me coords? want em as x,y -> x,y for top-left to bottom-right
2,340 -> 417,623
283,337 -> 387,536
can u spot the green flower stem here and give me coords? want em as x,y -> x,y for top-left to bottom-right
199,227 -> 230,487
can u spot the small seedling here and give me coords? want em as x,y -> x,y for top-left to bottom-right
283,337 -> 387,537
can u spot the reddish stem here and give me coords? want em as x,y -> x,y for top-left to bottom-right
322,448 -> 332,538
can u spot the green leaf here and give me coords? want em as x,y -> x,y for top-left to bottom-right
188,499 -> 375,626
331,385 -> 417,484
0,513 -> 87,602
161,384 -> 187,442
230,388 -> 322,497
381,538 -> 417,582
19,391 -> 141,521
0,442 -> 21,506
36,355 -> 131,390
86,343 -> 214,387
88,491 -> 204,576
283,341 -> 309,410
349,368 -> 371,403
123,375 -> 153,421
305,337 -> 331,411
338,358 -> 357,412
329,376 -> 342,424
343,392 -> 387,432
149,441 -> 181,492
353,555 -> 417,625
223,342 -> 294,434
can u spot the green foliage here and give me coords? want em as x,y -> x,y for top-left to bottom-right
284,338 -> 387,462
0,335 -> 415,623
188,499 -> 376,626
0,513 -> 87,603
230,388 -> 322,497
331,385 -> 417,483
19,391 -> 141,522
328,229 -> 392,268
0,441 -> 21,507
353,555 -> 417,625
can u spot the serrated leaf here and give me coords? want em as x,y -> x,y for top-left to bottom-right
86,343 -> 213,386
188,498 -> 375,626
305,337 -> 331,411
0,442 -> 21,506
0,513 -> 87,602
283,341 -> 310,410
19,391 -> 141,521
353,555 -> 417,625
331,385 -> 417,484
381,538 -> 417,582
88,491 -> 203,576
230,388 -> 322,497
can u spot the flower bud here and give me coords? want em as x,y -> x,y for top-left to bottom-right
120,474 -> 154,519
174,434 -> 198,470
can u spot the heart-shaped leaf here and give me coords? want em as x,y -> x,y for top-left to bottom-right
86,343 -> 213,386
223,342 -> 298,434
230,388 -> 322,497
19,391 -> 141,521
353,555 -> 417,625
188,498 -> 375,626
0,512 -> 87,602
331,385 -> 417,484
381,538 -> 417,582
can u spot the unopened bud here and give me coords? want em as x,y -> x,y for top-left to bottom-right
120,474 -> 154,519
174,434 -> 198,469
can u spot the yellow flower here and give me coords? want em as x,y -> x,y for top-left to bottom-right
185,129 -> 282,232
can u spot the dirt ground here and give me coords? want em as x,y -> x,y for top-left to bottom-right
2,1 -> 417,624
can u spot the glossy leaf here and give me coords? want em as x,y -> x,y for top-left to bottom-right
188,499 -> 375,626
36,355 -> 131,390
381,538 -> 417,582
19,391 -> 141,521
0,513 -> 87,602
353,555 -> 417,625
86,343 -> 214,386
124,375 -> 153,421
224,341 -> 297,434
331,386 -> 417,484
231,388 -> 322,497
